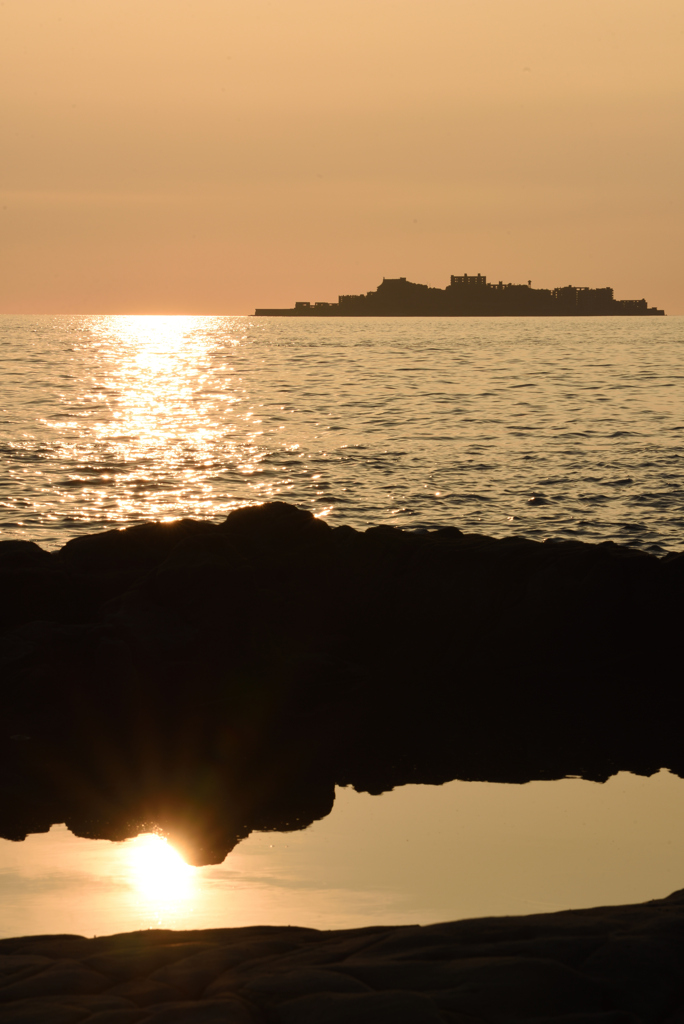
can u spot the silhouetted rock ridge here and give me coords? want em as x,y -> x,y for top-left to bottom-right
1,502 -> 682,862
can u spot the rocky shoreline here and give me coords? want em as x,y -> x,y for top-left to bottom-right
2,500 -> 683,863
2,889 -> 684,1022
3,502 -> 684,1019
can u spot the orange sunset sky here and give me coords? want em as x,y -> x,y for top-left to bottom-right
1,0 -> 682,315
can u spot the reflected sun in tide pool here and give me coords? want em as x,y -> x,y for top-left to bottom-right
4,774 -> 684,940
126,834 -> 197,912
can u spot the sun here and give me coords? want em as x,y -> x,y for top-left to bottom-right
127,833 -> 196,901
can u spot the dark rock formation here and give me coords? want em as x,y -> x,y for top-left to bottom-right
1,502 -> 682,863
3,888 -> 684,1021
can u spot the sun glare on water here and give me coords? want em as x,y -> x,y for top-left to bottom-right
126,833 -> 196,905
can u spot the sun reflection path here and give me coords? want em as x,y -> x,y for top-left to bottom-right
126,834 -> 197,917
79,315 -> 253,527
6,313 -> 344,546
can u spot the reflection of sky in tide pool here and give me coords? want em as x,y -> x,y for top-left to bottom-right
2,771 -> 684,939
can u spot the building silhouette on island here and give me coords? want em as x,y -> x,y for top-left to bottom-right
255,273 -> 665,317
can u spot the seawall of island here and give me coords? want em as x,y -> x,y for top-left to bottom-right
255,273 -> 665,317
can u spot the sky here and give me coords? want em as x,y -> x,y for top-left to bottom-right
1,0 -> 682,314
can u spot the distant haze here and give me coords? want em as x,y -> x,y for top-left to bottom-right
1,0 -> 682,314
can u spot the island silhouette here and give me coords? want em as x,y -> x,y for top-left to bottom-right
256,273 -> 665,317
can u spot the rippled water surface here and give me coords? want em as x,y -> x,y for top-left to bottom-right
1,314 -> 683,550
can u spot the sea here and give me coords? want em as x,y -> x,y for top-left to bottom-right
1,312 -> 684,937
2,314 -> 683,551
